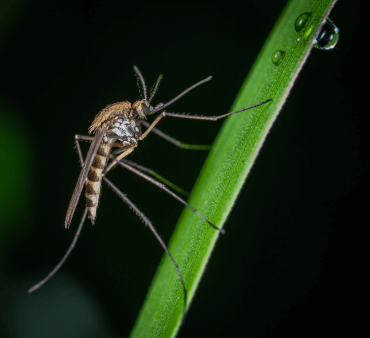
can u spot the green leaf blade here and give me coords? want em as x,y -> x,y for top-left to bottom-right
130,0 -> 338,337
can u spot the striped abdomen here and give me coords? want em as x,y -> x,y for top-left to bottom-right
85,141 -> 112,223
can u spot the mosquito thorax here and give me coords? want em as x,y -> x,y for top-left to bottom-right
89,101 -> 132,134
107,115 -> 141,145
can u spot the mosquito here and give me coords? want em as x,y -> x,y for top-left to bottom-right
28,66 -> 271,315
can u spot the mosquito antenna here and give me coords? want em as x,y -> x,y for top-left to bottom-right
28,207 -> 88,293
104,176 -> 188,316
133,65 -> 148,101
148,74 -> 163,103
153,76 -> 212,113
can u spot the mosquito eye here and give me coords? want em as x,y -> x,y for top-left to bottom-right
140,103 -> 150,116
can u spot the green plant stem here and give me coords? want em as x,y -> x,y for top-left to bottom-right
130,0 -> 338,337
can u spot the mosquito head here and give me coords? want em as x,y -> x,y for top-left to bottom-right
132,99 -> 154,118
133,65 -> 212,116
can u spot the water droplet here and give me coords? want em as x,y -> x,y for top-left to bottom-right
271,50 -> 286,66
295,12 -> 312,34
314,18 -> 339,50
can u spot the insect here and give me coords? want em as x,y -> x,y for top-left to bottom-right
28,66 -> 271,314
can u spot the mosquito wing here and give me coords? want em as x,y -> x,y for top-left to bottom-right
65,126 -> 108,228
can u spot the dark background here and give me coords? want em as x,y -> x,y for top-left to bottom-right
0,0 -> 365,337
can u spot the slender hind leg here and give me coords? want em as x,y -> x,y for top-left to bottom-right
103,176 -> 188,314
107,154 -> 225,234
29,136 -> 188,312
79,137 -> 189,313
28,137 -> 93,293
119,159 -> 189,197
28,208 -> 88,293
76,136 -> 223,232
76,134 -> 189,196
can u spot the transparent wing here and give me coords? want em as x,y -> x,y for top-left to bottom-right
64,126 -> 108,228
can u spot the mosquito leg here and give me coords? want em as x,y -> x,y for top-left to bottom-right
103,176 -> 187,314
141,120 -> 211,150
75,135 -> 89,165
28,135 -> 96,291
28,208 -> 88,293
75,134 -> 125,165
76,134 -> 124,151
75,134 -> 94,142
120,158 -> 189,197
108,154 -> 225,234
45,140 -> 132,293
75,136 -> 136,183
140,99 -> 272,141
108,146 -> 190,196
28,136 -> 94,293
104,146 -> 135,175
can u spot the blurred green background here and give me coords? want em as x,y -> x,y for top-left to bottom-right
0,0 -> 365,337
